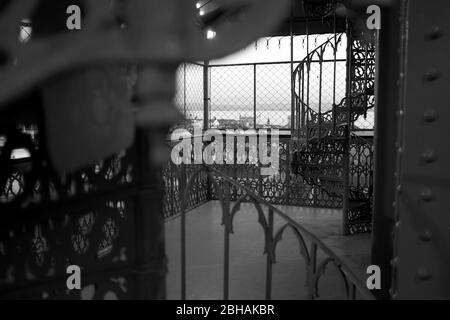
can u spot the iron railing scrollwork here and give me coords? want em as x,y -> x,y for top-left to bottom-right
163,133 -> 345,220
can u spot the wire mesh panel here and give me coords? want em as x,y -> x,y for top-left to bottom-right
210,65 -> 255,129
255,63 -> 291,129
174,63 -> 204,131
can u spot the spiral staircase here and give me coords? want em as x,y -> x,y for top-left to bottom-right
291,33 -> 375,235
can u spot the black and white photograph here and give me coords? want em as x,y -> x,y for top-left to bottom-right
0,0 -> 449,308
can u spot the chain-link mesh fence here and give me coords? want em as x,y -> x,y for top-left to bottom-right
174,62 -> 204,131
209,64 -> 255,129
255,63 -> 291,129
174,59 -> 352,132
208,62 -> 294,130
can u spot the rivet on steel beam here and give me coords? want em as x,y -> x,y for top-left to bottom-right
396,185 -> 402,193
423,109 -> 439,123
419,229 -> 433,242
421,149 -> 438,164
416,268 -> 432,281
395,221 -> 401,231
425,25 -> 444,41
420,188 -> 435,202
424,68 -> 441,82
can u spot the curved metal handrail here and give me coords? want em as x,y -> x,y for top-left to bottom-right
179,164 -> 375,300
293,33 -> 344,79
292,33 -> 344,135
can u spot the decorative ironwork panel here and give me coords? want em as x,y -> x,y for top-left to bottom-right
0,108 -> 139,299
0,197 -> 136,296
163,140 -> 210,219
344,137 -> 374,234
0,126 -> 135,214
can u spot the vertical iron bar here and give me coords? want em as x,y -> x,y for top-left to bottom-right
285,140 -> 291,205
364,44 -> 369,117
301,64 -> 305,129
342,22 -> 352,235
306,11 -> 311,141
180,163 -> 187,299
183,63 -> 187,124
307,243 -> 318,299
170,162 -> 175,218
203,61 -> 210,130
254,64 -> 257,129
290,1 -> 295,131
333,2 -> 337,136
223,181 -> 231,300
357,143 -> 361,190
318,57 -> 323,142
265,208 -> 274,300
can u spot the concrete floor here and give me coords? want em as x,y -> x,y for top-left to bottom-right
165,201 -> 371,300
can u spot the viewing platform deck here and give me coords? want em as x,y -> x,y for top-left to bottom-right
166,201 -> 371,300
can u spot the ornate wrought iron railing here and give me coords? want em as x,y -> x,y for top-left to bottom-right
178,165 -> 375,300
163,133 -> 347,220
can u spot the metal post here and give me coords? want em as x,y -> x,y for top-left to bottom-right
332,2 -> 337,136
223,181 -> 231,300
183,63 -> 187,123
290,1 -> 295,131
254,63 -> 257,129
371,0 -> 402,300
342,24 -> 352,236
318,57 -> 323,142
203,60 -> 210,130
265,209 -> 274,300
180,163 -> 187,299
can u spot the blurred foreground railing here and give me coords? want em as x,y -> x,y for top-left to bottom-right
178,165 -> 375,300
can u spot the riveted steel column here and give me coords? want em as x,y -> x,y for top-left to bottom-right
394,0 -> 450,299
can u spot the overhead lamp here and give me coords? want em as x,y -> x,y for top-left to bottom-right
206,29 -> 216,39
